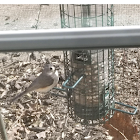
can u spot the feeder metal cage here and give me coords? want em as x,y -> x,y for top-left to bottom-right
60,4 -> 115,125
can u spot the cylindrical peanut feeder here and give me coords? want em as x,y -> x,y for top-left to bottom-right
60,4 -> 115,124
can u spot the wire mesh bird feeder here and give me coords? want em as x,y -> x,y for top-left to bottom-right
59,4 -> 137,125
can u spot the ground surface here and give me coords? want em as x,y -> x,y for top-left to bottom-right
0,47 -> 139,140
0,4 -> 140,140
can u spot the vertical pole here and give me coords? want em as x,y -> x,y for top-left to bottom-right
0,111 -> 8,140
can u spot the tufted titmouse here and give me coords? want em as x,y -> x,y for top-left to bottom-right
10,64 -> 59,103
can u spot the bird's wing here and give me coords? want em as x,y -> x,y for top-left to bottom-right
26,73 -> 54,92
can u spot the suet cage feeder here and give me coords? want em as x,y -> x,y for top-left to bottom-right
59,4 -> 137,125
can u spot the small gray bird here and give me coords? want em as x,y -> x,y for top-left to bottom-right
10,64 -> 59,103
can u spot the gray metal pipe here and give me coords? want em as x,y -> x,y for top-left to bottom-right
0,26 -> 140,52
0,111 -> 8,140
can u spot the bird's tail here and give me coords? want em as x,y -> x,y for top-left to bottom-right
9,90 -> 28,104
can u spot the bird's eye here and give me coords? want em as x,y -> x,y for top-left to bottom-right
50,67 -> 53,70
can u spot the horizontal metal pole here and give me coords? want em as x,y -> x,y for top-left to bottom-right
0,26 -> 140,52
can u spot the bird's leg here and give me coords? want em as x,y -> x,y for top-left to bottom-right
36,92 -> 42,111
